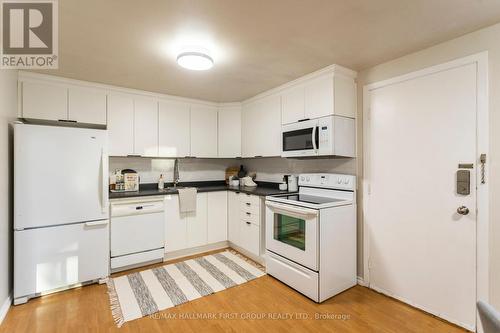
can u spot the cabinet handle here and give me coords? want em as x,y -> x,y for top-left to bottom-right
246,221 -> 251,225
246,202 -> 251,206
58,119 -> 77,123
254,155 -> 263,158
127,154 -> 142,157
298,118 -> 310,122
246,212 -> 251,216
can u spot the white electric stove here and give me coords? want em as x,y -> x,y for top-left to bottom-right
265,173 -> 357,302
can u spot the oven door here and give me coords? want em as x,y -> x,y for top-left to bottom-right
265,201 -> 319,271
281,120 -> 319,157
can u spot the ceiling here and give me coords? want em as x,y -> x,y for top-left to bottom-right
37,0 -> 500,102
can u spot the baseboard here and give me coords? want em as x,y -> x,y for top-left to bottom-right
357,276 -> 368,287
0,293 -> 12,325
163,241 -> 229,262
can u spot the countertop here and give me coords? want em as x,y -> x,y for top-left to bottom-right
108,180 -> 294,200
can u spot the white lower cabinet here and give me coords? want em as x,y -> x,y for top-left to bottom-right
186,193 -> 208,247
227,191 -> 262,257
165,191 -> 228,252
207,191 -> 228,243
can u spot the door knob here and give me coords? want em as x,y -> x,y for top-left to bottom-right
457,206 -> 470,215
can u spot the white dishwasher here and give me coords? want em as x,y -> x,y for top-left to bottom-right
110,198 -> 165,272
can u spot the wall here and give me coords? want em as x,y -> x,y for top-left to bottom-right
109,156 -> 357,185
0,70 -> 17,317
357,22 -> 500,308
241,157 -> 356,183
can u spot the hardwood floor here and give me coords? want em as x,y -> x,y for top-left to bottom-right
0,249 -> 467,333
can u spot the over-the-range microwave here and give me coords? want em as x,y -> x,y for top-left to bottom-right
281,115 -> 356,158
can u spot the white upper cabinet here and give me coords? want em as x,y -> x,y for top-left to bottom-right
281,84 -> 305,124
304,75 -> 334,120
158,100 -> 191,158
242,94 -> 281,157
190,105 -> 218,158
68,86 -> 107,125
217,105 -> 241,158
281,70 -> 357,124
134,98 -> 158,157
22,81 -> 68,121
108,94 -> 134,156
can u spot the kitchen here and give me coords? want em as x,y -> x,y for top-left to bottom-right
0,1 -> 499,333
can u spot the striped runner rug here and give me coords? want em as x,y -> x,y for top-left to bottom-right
106,250 -> 265,327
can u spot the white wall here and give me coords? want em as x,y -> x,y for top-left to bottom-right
109,157 -> 235,184
357,22 -> 500,309
0,70 -> 17,315
241,157 -> 356,183
109,156 -> 357,185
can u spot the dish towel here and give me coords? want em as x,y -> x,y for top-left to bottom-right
178,187 -> 197,213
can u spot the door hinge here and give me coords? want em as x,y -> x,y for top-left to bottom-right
480,153 -> 487,184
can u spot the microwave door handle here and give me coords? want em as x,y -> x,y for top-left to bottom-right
312,126 -> 318,151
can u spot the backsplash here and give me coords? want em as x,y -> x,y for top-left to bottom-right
241,157 -> 357,183
109,156 -> 357,184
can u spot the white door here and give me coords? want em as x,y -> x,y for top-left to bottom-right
68,86 -> 107,125
14,221 -> 109,298
14,124 -> 108,229
108,94 -> 134,156
134,97 -> 158,157
207,191 -> 228,243
186,193 -> 208,247
218,106 -> 241,158
366,63 -> 478,330
227,191 -> 241,246
164,194 -> 188,252
190,105 -> 218,157
22,81 -> 68,121
158,100 -> 190,157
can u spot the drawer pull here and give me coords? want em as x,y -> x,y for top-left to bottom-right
136,206 -> 143,210
246,202 -> 251,206
246,221 -> 251,225
246,212 -> 251,216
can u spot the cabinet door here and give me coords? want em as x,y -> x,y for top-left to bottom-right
241,102 -> 257,158
187,193 -> 208,248
134,98 -> 158,157
158,100 -> 190,157
218,106 -> 241,158
253,95 -> 282,157
281,84 -> 305,124
190,105 -> 218,158
22,81 -> 67,121
239,220 -> 260,256
68,86 -> 107,125
107,94 -> 134,156
164,195 -> 188,252
333,75 -> 357,118
227,191 -> 240,246
207,191 -> 228,243
304,75 -> 334,119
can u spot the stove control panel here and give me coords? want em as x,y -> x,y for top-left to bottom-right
298,173 -> 356,191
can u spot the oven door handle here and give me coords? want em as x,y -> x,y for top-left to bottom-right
312,125 -> 317,151
265,201 -> 319,218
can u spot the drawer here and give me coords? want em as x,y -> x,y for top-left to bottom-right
239,193 -> 260,207
239,200 -> 260,215
266,251 -> 319,302
239,220 -> 260,256
240,210 -> 260,225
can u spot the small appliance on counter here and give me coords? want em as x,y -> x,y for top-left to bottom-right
284,174 -> 298,192
110,169 -> 139,192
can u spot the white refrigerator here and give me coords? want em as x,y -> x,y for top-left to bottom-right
13,123 -> 109,304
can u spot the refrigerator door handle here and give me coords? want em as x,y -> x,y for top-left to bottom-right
85,220 -> 109,227
101,148 -> 109,214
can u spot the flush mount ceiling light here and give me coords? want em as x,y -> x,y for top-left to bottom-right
176,51 -> 214,70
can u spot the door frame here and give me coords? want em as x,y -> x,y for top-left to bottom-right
362,52 -> 489,330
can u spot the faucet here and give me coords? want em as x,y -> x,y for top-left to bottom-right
173,158 -> 180,187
